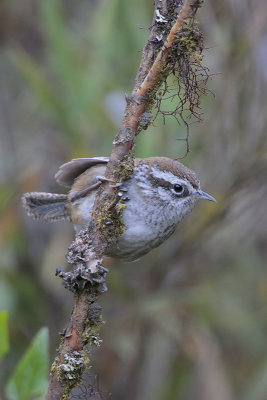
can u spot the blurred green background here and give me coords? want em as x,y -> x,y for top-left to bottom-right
0,0 -> 266,399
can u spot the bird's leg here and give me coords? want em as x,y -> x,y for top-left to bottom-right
95,176 -> 114,183
70,176 -> 121,203
70,181 -> 102,202
96,176 -> 122,188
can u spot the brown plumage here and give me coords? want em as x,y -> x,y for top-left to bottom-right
22,156 -> 215,260
135,157 -> 200,189
55,157 -> 200,189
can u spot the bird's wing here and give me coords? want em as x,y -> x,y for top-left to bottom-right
55,157 -> 109,187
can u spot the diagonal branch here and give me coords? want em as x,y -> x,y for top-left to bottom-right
45,1 -> 204,399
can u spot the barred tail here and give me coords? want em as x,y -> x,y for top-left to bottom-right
22,192 -> 69,222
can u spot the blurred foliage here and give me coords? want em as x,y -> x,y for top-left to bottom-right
0,311 -> 9,361
0,0 -> 266,399
5,327 -> 48,400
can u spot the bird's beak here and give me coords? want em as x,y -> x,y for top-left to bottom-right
196,190 -> 216,202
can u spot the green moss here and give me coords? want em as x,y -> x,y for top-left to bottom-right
173,20 -> 204,64
95,153 -> 134,247
82,313 -> 105,347
115,152 -> 134,182
50,357 -> 60,379
96,200 -> 126,238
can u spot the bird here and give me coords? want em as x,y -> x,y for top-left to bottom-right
22,157 -> 216,261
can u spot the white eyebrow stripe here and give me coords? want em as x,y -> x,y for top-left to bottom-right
151,167 -> 189,187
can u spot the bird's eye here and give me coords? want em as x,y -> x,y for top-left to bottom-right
173,184 -> 184,194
